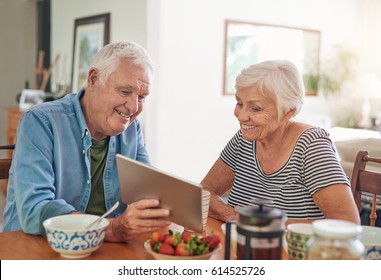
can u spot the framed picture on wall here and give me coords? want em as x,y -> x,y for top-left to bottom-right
71,13 -> 110,92
222,20 -> 320,96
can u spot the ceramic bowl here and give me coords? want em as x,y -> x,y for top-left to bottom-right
144,240 -> 222,260
361,226 -> 381,260
43,214 -> 109,259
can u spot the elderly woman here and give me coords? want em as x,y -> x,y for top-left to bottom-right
201,60 -> 360,225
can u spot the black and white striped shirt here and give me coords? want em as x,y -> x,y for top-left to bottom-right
221,127 -> 350,220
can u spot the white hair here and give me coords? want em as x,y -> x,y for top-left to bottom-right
235,60 -> 305,119
87,40 -> 154,87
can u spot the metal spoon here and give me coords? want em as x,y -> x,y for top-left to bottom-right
86,201 -> 120,229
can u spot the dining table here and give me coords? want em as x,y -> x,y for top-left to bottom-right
0,217 -> 288,260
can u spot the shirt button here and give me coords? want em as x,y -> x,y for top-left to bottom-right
87,180 -> 90,184
82,150 -> 85,154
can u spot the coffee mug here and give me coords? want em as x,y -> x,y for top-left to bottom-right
202,190 -> 211,231
286,223 -> 313,260
185,190 -> 210,232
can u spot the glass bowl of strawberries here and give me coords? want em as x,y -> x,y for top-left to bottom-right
144,230 -> 222,260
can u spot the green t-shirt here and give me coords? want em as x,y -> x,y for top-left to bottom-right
86,137 -> 109,215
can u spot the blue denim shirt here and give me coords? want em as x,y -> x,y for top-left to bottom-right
2,90 -> 150,235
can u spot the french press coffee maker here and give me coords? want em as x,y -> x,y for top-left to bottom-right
224,199 -> 286,260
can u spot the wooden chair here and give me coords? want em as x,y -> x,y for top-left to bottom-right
351,150 -> 381,227
0,144 -> 15,195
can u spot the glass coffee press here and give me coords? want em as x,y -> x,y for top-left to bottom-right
224,199 -> 286,260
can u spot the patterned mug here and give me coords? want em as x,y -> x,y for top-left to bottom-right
286,223 -> 313,260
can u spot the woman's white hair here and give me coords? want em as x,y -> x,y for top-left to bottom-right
86,40 -> 154,87
235,59 -> 305,119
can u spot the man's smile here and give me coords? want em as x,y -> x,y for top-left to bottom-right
115,108 -> 131,120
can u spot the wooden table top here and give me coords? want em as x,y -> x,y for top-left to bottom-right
0,217 -> 287,260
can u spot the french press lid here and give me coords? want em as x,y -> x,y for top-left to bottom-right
237,199 -> 285,227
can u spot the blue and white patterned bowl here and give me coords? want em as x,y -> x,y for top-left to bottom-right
361,226 -> 381,260
43,214 -> 109,258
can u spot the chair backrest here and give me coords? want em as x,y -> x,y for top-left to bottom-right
350,150 -> 381,227
0,144 -> 15,180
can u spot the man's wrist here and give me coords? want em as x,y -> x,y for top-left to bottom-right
105,218 -> 122,242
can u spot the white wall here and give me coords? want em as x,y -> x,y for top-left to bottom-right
144,0 -> 360,182
51,0 -> 363,183
51,0 -> 148,87
0,0 -> 37,146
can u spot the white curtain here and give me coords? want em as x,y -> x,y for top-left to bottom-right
358,0 -> 381,75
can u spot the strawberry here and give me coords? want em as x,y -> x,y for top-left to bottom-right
153,242 -> 162,252
175,242 -> 189,256
150,230 -> 167,247
164,232 -> 181,247
158,243 -> 175,255
191,242 -> 209,255
164,235 -> 175,245
200,234 -> 221,250
181,232 -> 192,243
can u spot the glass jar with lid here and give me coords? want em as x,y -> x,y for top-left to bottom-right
306,219 -> 365,260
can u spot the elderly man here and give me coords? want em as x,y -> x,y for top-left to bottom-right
3,41 -> 170,242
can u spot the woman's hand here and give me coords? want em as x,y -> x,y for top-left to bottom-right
206,193 -> 239,222
105,199 -> 171,242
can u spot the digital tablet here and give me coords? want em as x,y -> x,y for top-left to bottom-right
116,154 -> 203,232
